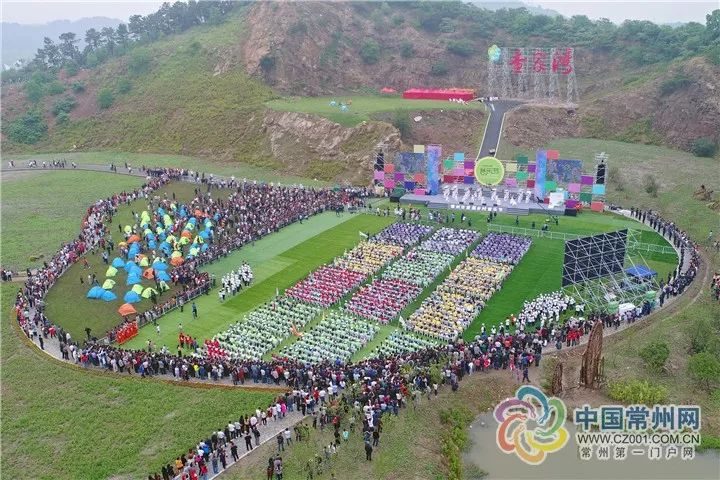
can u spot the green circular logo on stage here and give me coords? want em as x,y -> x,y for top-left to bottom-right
475,156 -> 505,186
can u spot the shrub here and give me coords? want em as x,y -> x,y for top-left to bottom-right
431,61 -> 448,76
259,55 -> 276,73
691,137 -> 717,157
608,379 -> 667,404
687,316 -> 720,355
51,95 -> 77,116
446,40 -> 474,57
56,111 -> 70,125
187,41 -> 202,55
688,352 -> 720,392
391,110 -> 410,137
97,88 -> 114,109
392,15 -> 404,26
643,174 -> 659,197
6,109 -> 48,144
439,17 -> 456,33
659,74 -> 691,96
289,21 -> 307,36
400,41 -> 415,59
45,81 -> 65,96
71,81 -> 85,93
705,44 -> 720,65
64,61 -> 79,77
360,40 -> 380,65
117,78 -> 132,94
25,80 -> 45,103
128,49 -> 151,75
639,341 -> 670,372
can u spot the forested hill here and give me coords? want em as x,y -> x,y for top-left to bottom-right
2,1 -> 719,171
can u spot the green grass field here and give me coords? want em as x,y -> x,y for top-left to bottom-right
0,285 -> 276,480
0,170 -> 144,270
266,95 -> 486,127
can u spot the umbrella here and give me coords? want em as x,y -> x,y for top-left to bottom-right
118,303 -> 137,316
106,266 -> 118,277
142,268 -> 155,280
102,279 -> 116,290
131,284 -> 144,294
111,258 -> 125,268
101,290 -> 117,302
170,257 -> 184,266
86,286 -> 104,299
141,287 -> 158,298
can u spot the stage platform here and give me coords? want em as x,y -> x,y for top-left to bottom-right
399,191 -> 568,216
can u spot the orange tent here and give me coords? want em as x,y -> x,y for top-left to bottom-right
142,268 -> 155,280
117,303 -> 137,316
170,257 -> 184,266
180,230 -> 193,239
127,234 -> 141,243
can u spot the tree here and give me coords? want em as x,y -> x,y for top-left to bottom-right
58,32 -> 79,62
688,352 -> 720,391
25,80 -> 45,103
97,88 -> 114,109
42,37 -> 61,67
128,49 -> 151,75
643,174 -> 659,197
639,341 -> 669,372
360,40 -> 380,65
691,138 -> 718,157
85,28 -> 101,51
101,27 -> 116,55
706,9 -> 720,42
115,24 -> 130,50
128,15 -> 145,40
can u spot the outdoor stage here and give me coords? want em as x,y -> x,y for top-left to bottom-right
399,186 -> 569,215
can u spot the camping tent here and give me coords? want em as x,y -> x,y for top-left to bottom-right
125,261 -> 137,271
142,268 -> 155,280
124,291 -> 142,303
139,257 -> 150,267
152,261 -> 168,271
127,234 -> 141,243
118,303 -> 137,316
111,258 -> 125,268
106,266 -> 118,277
156,270 -> 171,282
158,280 -> 170,291
170,257 -> 184,266
131,284 -> 144,294
126,274 -> 141,285
101,290 -> 117,301
142,287 -> 158,298
86,286 -> 104,299
102,279 -> 116,290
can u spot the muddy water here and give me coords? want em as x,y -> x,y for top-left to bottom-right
464,413 -> 720,479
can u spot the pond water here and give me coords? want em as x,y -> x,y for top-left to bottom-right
464,413 -> 720,479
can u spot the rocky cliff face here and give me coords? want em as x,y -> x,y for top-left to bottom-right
262,110 -> 401,184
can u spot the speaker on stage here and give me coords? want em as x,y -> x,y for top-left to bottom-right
565,208 -> 577,217
596,162 -> 606,185
374,151 -> 384,171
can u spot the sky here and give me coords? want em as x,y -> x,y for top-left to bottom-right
0,0 -> 717,25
